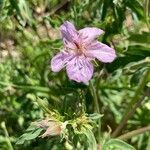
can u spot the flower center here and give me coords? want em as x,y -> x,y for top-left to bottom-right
74,42 -> 85,55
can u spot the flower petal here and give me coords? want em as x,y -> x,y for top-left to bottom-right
86,41 -> 116,63
51,51 -> 74,72
79,27 -> 104,43
66,56 -> 94,83
41,122 -> 61,138
60,21 -> 79,49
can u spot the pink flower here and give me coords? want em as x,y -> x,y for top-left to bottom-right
51,21 -> 116,83
33,119 -> 62,138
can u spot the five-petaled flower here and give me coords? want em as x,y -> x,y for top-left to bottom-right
51,21 -> 116,83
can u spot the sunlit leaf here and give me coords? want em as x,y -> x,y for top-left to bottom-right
102,139 -> 136,150
16,128 -> 43,145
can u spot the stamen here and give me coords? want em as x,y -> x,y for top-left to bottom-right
74,42 -> 80,49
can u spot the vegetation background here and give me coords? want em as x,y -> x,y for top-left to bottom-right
0,0 -> 150,149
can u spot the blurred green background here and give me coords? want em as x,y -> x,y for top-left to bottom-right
0,0 -> 150,149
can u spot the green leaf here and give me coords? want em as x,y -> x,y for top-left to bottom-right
123,57 -> 150,74
36,97 -> 52,114
88,113 -> 103,120
0,0 -> 4,9
26,124 -> 39,131
81,126 -> 97,150
36,97 -> 51,114
128,32 -> 150,43
126,45 -> 150,57
9,0 -> 33,26
147,82 -> 150,87
130,68 -> 147,86
18,0 -> 33,22
16,128 -> 43,145
126,0 -> 144,19
102,139 -> 136,150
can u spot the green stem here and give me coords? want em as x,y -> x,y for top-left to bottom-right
90,81 -> 100,113
89,81 -> 101,143
118,126 -> 150,140
0,81 -> 134,93
0,81 -> 50,92
112,68 -> 150,137
79,89 -> 86,114
1,122 -> 14,150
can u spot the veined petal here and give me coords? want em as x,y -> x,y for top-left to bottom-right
66,56 -> 94,83
86,41 -> 116,63
60,21 -> 79,49
51,51 -> 74,72
79,27 -> 104,44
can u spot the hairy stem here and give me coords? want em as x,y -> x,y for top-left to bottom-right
112,69 -> 150,137
118,126 -> 150,140
89,81 -> 101,143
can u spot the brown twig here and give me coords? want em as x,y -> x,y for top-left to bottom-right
112,87 -> 150,138
118,126 -> 150,140
112,68 -> 150,137
46,0 -> 68,16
